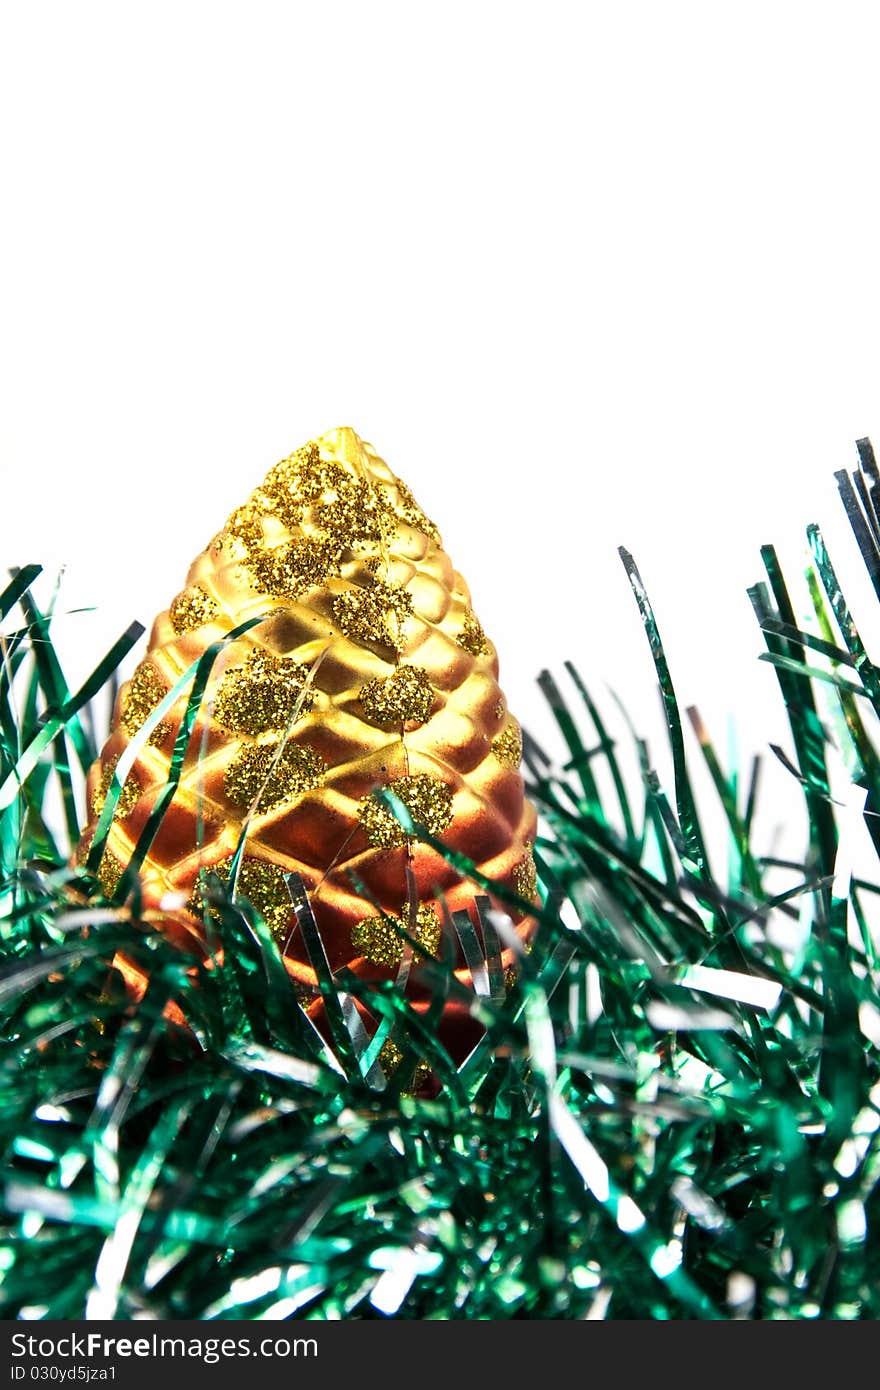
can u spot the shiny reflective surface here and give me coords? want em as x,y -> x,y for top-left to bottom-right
79,428 -> 537,1048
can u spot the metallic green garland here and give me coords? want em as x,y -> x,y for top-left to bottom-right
3,440 -> 880,1319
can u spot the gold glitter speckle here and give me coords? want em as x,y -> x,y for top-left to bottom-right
262,453 -> 397,548
259,449 -> 318,530
76,836 -> 125,898
359,665 -> 434,728
378,1039 -> 404,1075
225,501 -> 266,555
97,851 -> 125,899
456,609 -> 489,656
92,757 -> 141,820
191,856 -> 292,942
290,455 -> 349,506
120,662 -> 170,745
358,773 -> 453,848
224,740 -> 326,813
408,1060 -> 433,1092
492,720 -> 522,769
333,579 -> 413,651
378,1042 -> 432,1090
362,555 -> 387,583
391,476 -> 441,545
351,903 -> 441,967
169,585 -> 219,635
271,441 -> 321,489
312,473 -> 397,549
513,847 -> 537,900
214,650 -> 315,736
245,536 -> 342,598
258,474 -> 307,532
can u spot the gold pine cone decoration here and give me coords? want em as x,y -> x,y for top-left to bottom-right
79,427 -> 538,1060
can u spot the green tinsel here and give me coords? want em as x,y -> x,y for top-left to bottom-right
3,441 -> 880,1320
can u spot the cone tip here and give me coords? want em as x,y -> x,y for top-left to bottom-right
317,424 -> 366,452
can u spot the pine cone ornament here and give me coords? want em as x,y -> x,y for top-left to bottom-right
78,427 -> 538,1063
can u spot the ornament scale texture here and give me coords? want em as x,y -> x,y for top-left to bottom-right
79,427 -> 537,1059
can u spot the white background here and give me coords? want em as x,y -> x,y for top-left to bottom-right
3,2 -> 880,851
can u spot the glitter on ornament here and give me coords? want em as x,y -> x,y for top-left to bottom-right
333,579 -> 414,651
256,473 -> 307,532
358,773 -> 454,849
245,536 -> 342,599
77,426 -> 538,1068
213,650 -> 316,737
312,472 -> 398,549
91,757 -> 141,821
457,609 -> 489,656
75,836 -> 125,900
224,502 -> 266,556
358,665 -> 434,728
514,847 -> 537,899
392,477 -> 440,544
169,585 -> 219,635
351,903 -> 441,967
492,720 -> 523,769
378,1038 -> 404,1075
376,1042 -> 433,1091
120,661 -> 170,745
97,852 -> 125,898
191,855 -> 292,941
224,740 -> 326,813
